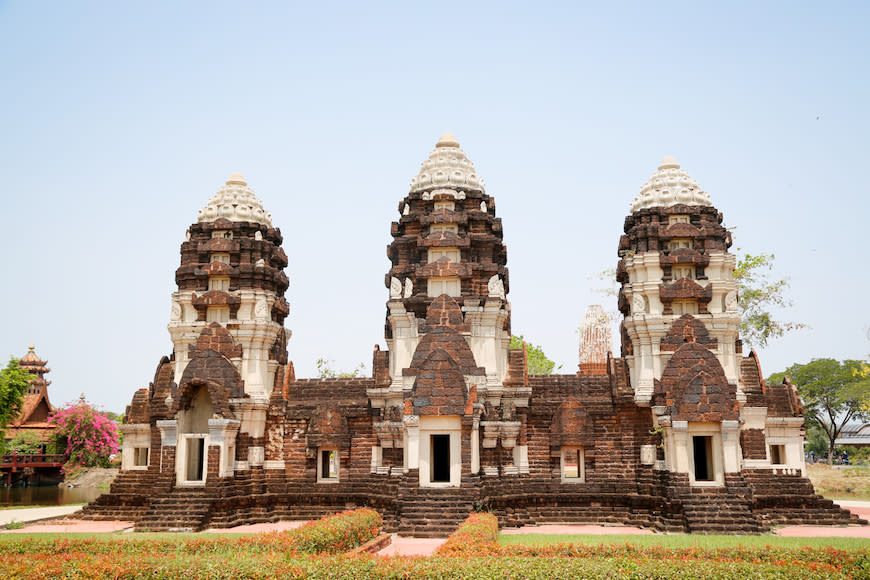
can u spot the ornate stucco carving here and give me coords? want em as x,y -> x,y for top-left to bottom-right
409,133 -> 485,194
487,274 -> 505,299
578,305 -> 612,371
631,293 -> 646,315
197,173 -> 273,227
390,276 -> 402,299
630,157 -> 712,212
170,301 -> 182,321
724,290 -> 738,312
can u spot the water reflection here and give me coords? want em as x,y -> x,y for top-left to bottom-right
0,485 -> 104,507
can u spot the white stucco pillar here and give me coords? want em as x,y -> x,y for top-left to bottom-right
721,420 -> 740,473
671,421 -> 689,474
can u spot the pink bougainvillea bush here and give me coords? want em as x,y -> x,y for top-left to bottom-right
48,399 -> 120,468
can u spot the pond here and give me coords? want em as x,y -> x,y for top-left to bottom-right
0,485 -> 104,507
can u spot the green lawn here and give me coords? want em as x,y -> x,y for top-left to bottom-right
499,532 -> 869,550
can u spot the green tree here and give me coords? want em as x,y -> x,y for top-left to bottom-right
768,358 -> 870,465
6,431 -> 44,455
734,252 -> 806,349
0,358 -> 33,454
315,358 -> 366,378
510,335 -> 561,375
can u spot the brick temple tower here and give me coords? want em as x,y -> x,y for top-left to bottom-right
617,156 -> 740,405
616,157 -> 804,487
368,133 -> 530,485
121,173 -> 291,485
169,173 -> 290,396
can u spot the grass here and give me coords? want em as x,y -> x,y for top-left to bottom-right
807,463 -> 870,500
499,533 -> 870,550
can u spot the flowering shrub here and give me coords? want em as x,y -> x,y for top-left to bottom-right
0,533 -> 868,579
48,399 -> 120,468
435,512 -> 501,556
285,507 -> 382,554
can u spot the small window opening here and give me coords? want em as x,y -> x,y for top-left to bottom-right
427,277 -> 461,298
672,301 -> 698,315
770,444 -> 786,465
208,276 -> 230,291
134,447 -> 149,467
207,306 -> 230,323
673,265 -> 696,280
212,253 -> 230,265
668,238 -> 694,250
319,449 -> 338,481
669,215 -> 690,225
428,248 -> 460,263
434,200 -> 455,211
430,223 -> 459,234
561,447 -> 585,482
211,230 -> 232,239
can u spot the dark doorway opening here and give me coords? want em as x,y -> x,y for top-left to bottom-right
431,434 -> 450,483
692,435 -> 714,482
186,437 -> 205,482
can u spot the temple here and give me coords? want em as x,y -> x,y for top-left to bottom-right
82,135 -> 863,534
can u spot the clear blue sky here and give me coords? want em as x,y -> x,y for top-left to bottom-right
1,1 -> 868,413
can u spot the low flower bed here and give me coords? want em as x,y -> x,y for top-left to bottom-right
285,507 -> 382,554
435,511 -> 499,556
1,511 -> 869,578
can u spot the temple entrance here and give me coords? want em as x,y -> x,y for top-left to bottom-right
176,384 -> 214,486
185,437 -> 206,482
692,436 -> 714,482
417,416 -> 461,487
430,434 -> 450,483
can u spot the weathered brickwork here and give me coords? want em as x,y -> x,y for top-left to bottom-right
81,145 -> 863,535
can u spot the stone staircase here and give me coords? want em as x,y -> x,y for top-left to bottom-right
742,469 -> 867,528
136,487 -> 216,531
77,470 -> 159,522
397,482 -> 476,537
677,484 -> 761,534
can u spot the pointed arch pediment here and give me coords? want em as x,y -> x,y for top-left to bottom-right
408,347 -> 468,416
654,342 -> 737,421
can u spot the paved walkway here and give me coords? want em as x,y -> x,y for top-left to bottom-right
377,536 -> 446,556
0,505 -> 83,527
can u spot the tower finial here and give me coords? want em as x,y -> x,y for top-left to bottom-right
28,343 -> 35,353
226,172 -> 247,186
436,132 -> 459,148
659,156 -> 679,169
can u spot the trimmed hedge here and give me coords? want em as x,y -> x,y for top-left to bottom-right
285,507 -> 382,554
435,512 -> 499,556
